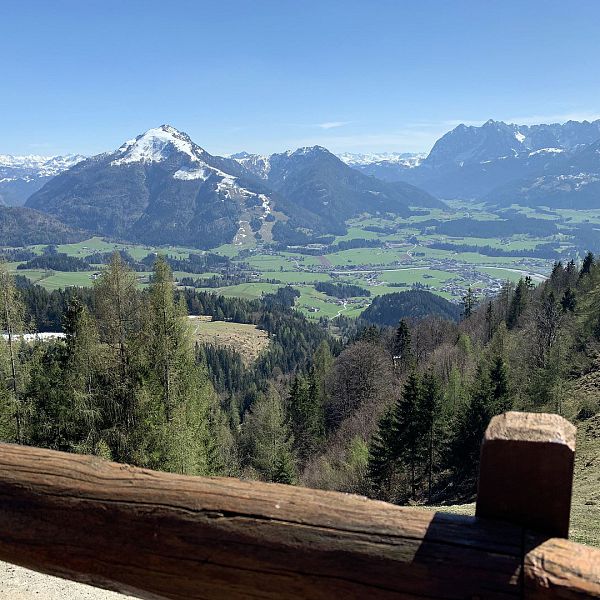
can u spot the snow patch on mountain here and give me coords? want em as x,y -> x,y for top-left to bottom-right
112,125 -> 203,166
173,167 -> 209,181
528,147 -> 565,156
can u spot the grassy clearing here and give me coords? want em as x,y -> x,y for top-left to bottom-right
432,415 -> 600,548
188,316 -> 270,364
203,282 -> 282,300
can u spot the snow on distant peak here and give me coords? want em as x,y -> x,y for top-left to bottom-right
528,147 -> 565,156
286,145 -> 329,157
0,154 -> 85,175
338,152 -> 425,167
514,131 -> 526,143
234,153 -> 271,179
112,125 -> 204,166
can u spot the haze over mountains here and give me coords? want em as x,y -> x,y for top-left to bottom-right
4,118 -> 600,249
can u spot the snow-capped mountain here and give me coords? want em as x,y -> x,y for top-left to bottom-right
0,154 -> 85,206
337,152 -> 425,167
27,125 -> 275,248
26,127 -> 439,248
356,119 -> 600,205
337,152 -> 426,183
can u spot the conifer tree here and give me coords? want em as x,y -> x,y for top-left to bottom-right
579,251 -> 595,278
560,287 -> 576,313
290,372 -> 324,463
0,262 -> 26,442
507,278 -> 528,328
392,371 -> 423,498
367,408 -> 395,499
93,252 -> 144,462
421,371 -> 442,501
240,385 -> 296,482
461,287 -> 476,319
393,319 -> 413,370
146,256 -> 218,475
62,298 -> 104,454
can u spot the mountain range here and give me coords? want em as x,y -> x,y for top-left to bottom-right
24,126 -> 440,248
6,118 -> 600,249
0,154 -> 85,207
345,119 -> 600,206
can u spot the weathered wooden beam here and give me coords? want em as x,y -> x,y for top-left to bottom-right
476,412 -> 576,538
0,442 -> 524,600
524,537 -> 600,600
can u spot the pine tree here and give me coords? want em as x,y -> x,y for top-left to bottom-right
421,371 -> 442,502
507,278 -> 528,328
272,449 -> 297,485
62,298 -> 104,454
450,363 -> 491,482
579,251 -> 595,279
488,355 -> 510,414
145,256 -> 218,475
461,288 -> 476,319
393,319 -> 413,370
93,252 -> 144,462
560,287 -> 576,313
485,301 -> 495,342
240,385 -> 296,482
290,372 -> 324,463
367,408 -> 395,499
392,371 -> 424,498
0,262 -> 26,442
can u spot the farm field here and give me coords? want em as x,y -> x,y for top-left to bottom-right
5,202 -> 591,320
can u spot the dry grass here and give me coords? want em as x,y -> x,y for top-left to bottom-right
188,316 -> 270,365
431,413 -> 600,548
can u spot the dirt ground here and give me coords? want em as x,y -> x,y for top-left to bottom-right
0,562 -> 132,599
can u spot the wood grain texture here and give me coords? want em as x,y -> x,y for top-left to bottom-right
477,412 -> 576,538
524,538 -> 600,600
0,442 -> 523,600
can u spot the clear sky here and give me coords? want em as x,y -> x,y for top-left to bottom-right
2,0 -> 600,157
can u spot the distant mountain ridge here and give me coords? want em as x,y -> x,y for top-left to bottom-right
25,126 -> 440,248
345,119 -> 600,207
234,146 -> 441,235
0,154 -> 85,206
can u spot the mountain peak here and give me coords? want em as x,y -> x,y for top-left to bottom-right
112,125 -> 204,166
286,145 -> 331,157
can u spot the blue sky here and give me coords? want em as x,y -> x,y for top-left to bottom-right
2,0 -> 600,156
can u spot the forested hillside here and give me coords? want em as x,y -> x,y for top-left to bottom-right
1,252 -> 599,522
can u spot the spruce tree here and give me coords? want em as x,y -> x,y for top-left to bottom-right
461,288 -> 476,319
290,372 -> 324,463
240,385 -> 296,482
367,408 -> 395,499
579,251 -> 595,278
392,371 -> 424,498
393,319 -> 413,370
421,371 -> 442,501
507,278 -> 528,328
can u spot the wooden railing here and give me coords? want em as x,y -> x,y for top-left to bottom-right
0,411 -> 598,599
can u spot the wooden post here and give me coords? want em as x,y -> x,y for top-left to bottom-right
476,411 -> 576,538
